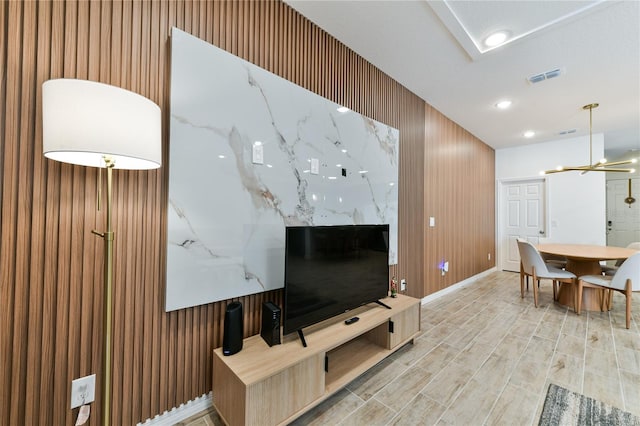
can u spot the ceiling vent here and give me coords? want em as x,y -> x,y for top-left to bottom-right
527,68 -> 563,84
558,128 -> 577,135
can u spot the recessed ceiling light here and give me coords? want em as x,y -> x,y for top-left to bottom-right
523,130 -> 535,138
484,31 -> 508,47
495,100 -> 512,109
337,106 -> 349,113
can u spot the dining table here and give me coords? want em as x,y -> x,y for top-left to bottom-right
536,243 -> 639,311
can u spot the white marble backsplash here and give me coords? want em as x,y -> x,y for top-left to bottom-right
166,28 -> 399,311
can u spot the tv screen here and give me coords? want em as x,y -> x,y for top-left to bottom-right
283,224 -> 390,336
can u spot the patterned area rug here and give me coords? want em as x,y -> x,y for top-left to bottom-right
539,383 -> 640,425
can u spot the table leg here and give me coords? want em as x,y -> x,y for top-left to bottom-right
557,259 -> 604,311
557,283 -> 606,311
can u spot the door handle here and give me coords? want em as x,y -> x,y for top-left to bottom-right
539,230 -> 545,235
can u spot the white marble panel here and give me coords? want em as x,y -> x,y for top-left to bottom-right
166,28 -> 398,311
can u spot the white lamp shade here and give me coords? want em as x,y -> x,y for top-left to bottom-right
42,79 -> 161,170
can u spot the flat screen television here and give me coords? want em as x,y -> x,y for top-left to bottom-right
283,224 -> 390,342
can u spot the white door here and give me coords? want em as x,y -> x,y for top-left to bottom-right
607,178 -> 640,247
500,179 -> 546,272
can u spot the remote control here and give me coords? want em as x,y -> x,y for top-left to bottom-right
344,316 -> 359,325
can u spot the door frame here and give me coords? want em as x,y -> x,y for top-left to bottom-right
496,177 -> 549,271
606,176 -> 640,247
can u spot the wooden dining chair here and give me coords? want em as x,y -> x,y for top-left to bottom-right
602,242 -> 640,276
516,240 -> 577,308
518,239 -> 569,293
577,251 -> 640,329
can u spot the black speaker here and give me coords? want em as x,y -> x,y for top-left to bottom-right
260,301 -> 281,347
223,301 -> 243,356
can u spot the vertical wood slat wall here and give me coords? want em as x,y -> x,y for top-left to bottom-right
423,104 -> 495,295
0,1 -> 494,425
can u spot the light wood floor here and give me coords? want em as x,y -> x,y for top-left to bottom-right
179,271 -> 640,426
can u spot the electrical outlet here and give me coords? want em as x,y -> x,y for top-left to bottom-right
400,279 -> 407,291
488,253 -> 491,261
70,374 -> 96,409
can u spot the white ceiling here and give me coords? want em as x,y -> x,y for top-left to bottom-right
285,0 -> 640,159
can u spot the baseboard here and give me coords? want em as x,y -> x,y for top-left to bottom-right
421,267 -> 497,305
138,392 -> 212,426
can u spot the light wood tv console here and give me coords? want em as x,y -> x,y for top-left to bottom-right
212,294 -> 421,426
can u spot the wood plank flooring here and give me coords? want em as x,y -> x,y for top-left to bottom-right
180,271 -> 640,425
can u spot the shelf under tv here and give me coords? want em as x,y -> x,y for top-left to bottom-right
212,293 -> 421,426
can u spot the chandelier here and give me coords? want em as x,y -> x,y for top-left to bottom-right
541,103 -> 637,175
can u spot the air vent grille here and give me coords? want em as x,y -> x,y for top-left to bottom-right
558,128 -> 577,135
528,68 -> 563,84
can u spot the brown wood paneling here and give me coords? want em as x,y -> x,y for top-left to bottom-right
424,104 -> 495,296
0,1 -> 493,424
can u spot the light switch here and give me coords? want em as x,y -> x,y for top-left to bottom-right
252,144 -> 264,164
311,158 -> 319,175
429,217 -> 435,227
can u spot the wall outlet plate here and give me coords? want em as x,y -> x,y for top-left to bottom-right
400,279 -> 406,291
70,374 -> 96,409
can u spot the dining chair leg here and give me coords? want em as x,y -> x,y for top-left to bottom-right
519,263 -> 525,298
608,289 -> 614,311
532,270 -> 539,308
625,279 -> 632,329
552,280 -> 557,301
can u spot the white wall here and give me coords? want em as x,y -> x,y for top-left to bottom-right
496,134 -> 606,246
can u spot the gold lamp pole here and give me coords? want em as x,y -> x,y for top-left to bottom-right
541,103 -> 637,175
42,79 -> 161,425
91,157 -> 115,425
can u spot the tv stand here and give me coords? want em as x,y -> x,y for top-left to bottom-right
212,294 -> 420,426
297,329 -> 308,347
375,299 -> 392,309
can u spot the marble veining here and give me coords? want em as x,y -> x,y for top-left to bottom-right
166,28 -> 398,311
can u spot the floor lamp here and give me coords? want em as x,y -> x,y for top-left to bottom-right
42,79 -> 161,425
